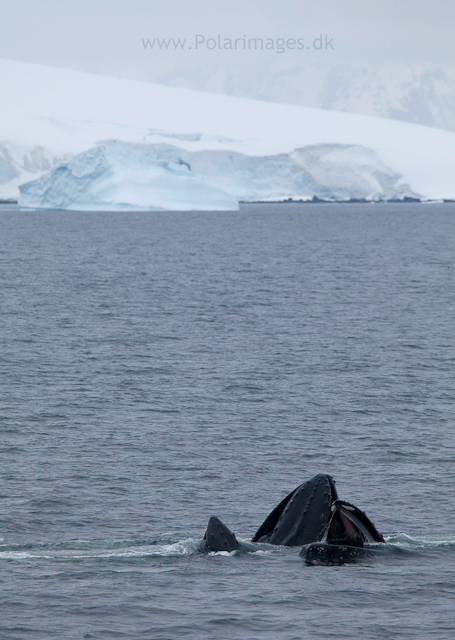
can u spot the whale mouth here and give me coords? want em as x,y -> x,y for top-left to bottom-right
325,500 -> 385,546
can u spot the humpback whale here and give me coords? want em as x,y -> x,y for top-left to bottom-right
199,474 -> 385,563
252,474 -> 338,546
199,516 -> 240,553
324,499 -> 384,545
301,498 -> 385,564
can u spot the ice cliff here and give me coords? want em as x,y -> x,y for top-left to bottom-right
18,143 -> 238,211
19,140 -> 417,211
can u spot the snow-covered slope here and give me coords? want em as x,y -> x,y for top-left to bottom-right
2,59 -> 455,206
161,62 -> 455,133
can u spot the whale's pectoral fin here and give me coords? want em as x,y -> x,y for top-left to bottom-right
200,516 -> 240,553
325,500 -> 385,545
252,474 -> 338,546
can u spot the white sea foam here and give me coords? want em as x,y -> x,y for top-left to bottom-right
0,539 -> 201,561
385,533 -> 455,548
2,534 -> 454,563
0,537 -> 278,562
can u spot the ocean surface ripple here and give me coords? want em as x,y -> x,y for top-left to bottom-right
0,202 -> 454,639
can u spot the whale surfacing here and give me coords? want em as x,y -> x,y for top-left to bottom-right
198,474 -> 386,563
301,498 -> 385,564
199,516 -> 240,553
252,474 -> 338,546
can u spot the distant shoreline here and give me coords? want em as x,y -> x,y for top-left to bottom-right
2,198 -> 455,209
239,197 -> 455,204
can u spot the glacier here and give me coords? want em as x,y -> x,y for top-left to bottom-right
18,140 -> 418,210
2,59 -> 455,207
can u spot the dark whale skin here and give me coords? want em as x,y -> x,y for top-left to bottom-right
252,474 -> 338,546
302,542 -> 385,565
199,516 -> 240,553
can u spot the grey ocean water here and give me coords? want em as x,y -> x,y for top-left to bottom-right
0,202 -> 454,639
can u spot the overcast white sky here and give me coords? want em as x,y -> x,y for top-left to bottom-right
1,0 -> 454,115
1,0 -> 454,76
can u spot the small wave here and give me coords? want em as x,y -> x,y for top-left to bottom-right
0,538 -> 200,562
385,533 -> 455,549
0,551 -> 48,560
3,535 -> 452,564
0,536 -> 279,563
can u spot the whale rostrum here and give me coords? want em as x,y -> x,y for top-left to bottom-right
199,516 -> 240,553
252,474 -> 338,546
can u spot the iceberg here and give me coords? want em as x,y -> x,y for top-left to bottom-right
19,140 -> 417,210
18,143 -> 238,211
